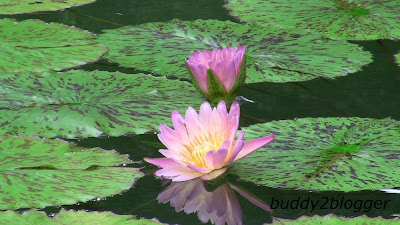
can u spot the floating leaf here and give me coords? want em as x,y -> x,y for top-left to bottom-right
0,135 -> 143,210
271,215 -> 400,225
0,0 -> 96,15
0,209 -> 165,225
230,117 -> 400,191
98,19 -> 372,83
0,19 -> 107,73
224,0 -> 400,40
395,53 -> 400,66
0,70 -> 202,138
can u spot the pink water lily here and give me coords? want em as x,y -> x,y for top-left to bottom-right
186,45 -> 246,103
158,178 -> 273,225
144,100 -> 275,182
158,178 -> 242,225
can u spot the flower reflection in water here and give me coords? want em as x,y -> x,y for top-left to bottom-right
157,178 -> 272,225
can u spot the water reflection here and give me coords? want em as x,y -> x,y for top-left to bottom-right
157,178 -> 272,225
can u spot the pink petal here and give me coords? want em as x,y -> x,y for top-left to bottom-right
158,149 -> 184,161
172,171 -> 203,182
159,124 -> 176,136
220,139 -> 231,150
222,59 -> 237,92
205,147 -> 228,169
187,164 -> 212,174
187,62 -> 208,93
208,186 -> 227,216
144,157 -> 179,168
221,47 -> 228,59
232,51 -> 244,76
156,166 -> 194,177
186,181 -> 206,201
220,184 -> 242,224
212,59 -> 227,83
202,49 -> 212,61
234,135 -> 275,161
185,106 -> 201,139
216,100 -> 227,114
171,110 -> 189,141
237,44 -> 245,52
188,54 -> 198,63
199,101 -> 212,132
217,100 -> 228,132
207,60 -> 218,80
211,48 -> 220,62
209,107 -> 222,136
227,102 -> 240,140
229,182 -> 273,214
158,125 -> 187,151
157,133 -> 188,156
157,183 -> 181,203
228,45 -> 236,58
193,50 -> 200,57
226,131 -> 244,164
200,167 -> 227,180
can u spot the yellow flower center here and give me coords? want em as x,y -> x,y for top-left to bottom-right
189,137 -> 222,167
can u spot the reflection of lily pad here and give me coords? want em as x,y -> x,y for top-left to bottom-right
0,135 -> 143,210
0,70 -> 202,138
0,0 -> 96,15
271,215 -> 400,224
0,19 -> 107,73
225,0 -> 400,40
0,209 -> 164,224
231,117 -> 400,191
98,19 -> 372,83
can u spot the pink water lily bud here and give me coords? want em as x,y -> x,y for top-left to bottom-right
186,44 -> 246,103
144,100 -> 275,182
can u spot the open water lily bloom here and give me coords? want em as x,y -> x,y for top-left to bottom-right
186,44 -> 246,103
144,100 -> 275,182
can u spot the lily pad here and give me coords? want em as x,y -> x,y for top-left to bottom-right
98,19 -> 372,83
0,70 -> 203,138
230,117 -> 400,191
0,135 -> 143,210
271,215 -> 400,224
0,19 -> 107,73
395,53 -> 400,66
0,0 -> 96,15
224,0 -> 400,40
0,209 -> 164,225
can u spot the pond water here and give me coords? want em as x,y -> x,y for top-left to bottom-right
3,0 -> 400,224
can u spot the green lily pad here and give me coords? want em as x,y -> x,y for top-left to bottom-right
0,19 -> 107,73
0,0 -> 96,15
0,70 -> 203,138
98,19 -> 372,83
271,215 -> 400,225
224,0 -> 400,40
0,209 -> 165,225
395,53 -> 400,66
0,135 -> 143,210
231,117 -> 400,191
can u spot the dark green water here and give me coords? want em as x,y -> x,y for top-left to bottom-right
4,0 -> 400,224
